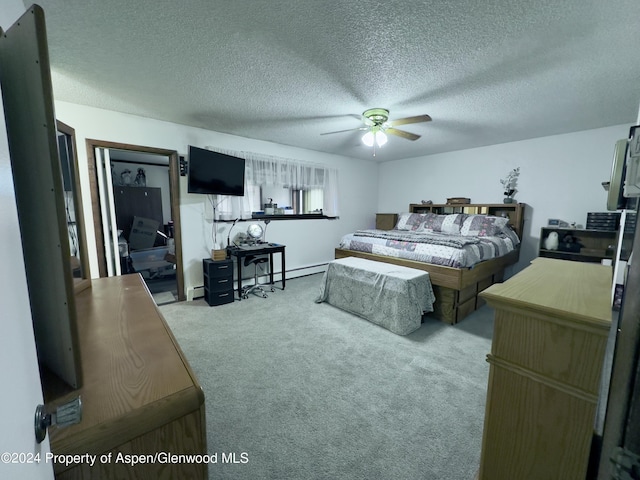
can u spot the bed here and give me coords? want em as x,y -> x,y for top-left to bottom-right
335,203 -> 526,324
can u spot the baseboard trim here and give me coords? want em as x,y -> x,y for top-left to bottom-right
286,263 -> 328,277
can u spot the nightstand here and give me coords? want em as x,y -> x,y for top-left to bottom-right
376,213 -> 398,230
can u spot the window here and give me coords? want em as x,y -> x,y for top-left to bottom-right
206,148 -> 339,220
292,188 -> 324,214
260,186 -> 324,215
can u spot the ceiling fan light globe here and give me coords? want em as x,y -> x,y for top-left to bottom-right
362,131 -> 375,147
375,131 -> 388,147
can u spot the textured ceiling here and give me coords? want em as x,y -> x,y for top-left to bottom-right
31,0 -> 640,162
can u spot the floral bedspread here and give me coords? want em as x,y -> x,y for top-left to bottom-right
338,229 -> 519,268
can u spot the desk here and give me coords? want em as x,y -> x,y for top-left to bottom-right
227,243 -> 286,300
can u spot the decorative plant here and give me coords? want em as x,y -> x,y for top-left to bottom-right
500,167 -> 520,198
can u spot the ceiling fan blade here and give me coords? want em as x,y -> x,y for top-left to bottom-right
388,114 -> 432,127
320,126 -> 368,136
386,128 -> 421,141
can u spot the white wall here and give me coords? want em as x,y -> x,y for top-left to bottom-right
54,101 -> 378,295
378,124 -> 633,274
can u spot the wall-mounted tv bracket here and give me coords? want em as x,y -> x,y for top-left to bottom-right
179,156 -> 187,176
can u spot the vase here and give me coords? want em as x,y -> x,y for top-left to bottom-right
503,197 -> 514,204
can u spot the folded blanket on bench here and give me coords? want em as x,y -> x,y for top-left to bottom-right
316,257 -> 435,335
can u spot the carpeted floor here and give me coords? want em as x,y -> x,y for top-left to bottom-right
151,291 -> 177,305
160,273 -> 494,480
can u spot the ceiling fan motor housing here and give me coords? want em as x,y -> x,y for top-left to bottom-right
320,108 -> 429,144
363,108 -> 389,126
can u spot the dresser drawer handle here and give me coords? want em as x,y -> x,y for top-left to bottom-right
217,279 -> 229,284
217,265 -> 229,269
219,293 -> 230,297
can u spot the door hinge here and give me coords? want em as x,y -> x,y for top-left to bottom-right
611,447 -> 640,480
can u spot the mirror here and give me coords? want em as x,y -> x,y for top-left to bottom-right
1,6 -> 84,389
56,121 -> 91,294
247,223 -> 264,242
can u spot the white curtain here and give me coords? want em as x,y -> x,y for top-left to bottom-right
322,167 -> 339,217
206,147 -> 340,219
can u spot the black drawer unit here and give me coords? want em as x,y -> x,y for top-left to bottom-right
203,258 -> 234,306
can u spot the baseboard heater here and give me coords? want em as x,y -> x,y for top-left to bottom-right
188,285 -> 206,302
187,262 -> 328,301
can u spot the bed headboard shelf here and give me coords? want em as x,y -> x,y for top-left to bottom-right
409,202 -> 526,239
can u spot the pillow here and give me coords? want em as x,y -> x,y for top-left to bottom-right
460,215 -> 510,237
395,212 -> 430,231
501,226 -> 521,246
421,213 -> 465,234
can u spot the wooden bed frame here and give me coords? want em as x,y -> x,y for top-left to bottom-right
335,203 -> 526,324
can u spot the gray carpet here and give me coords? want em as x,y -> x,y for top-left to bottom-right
160,273 -> 494,480
152,291 -> 177,305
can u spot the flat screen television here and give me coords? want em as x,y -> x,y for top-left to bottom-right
187,146 -> 245,196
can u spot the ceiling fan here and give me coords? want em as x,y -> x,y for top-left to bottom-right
321,108 -> 432,150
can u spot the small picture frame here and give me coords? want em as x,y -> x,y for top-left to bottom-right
547,219 -> 568,227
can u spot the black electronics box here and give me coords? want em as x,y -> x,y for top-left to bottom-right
625,212 -> 637,233
586,212 -> 620,231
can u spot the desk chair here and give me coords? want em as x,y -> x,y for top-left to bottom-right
241,255 -> 275,299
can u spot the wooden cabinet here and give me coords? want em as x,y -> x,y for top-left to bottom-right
478,258 -> 611,480
539,227 -> 617,263
376,213 -> 398,230
3,11 -> 202,475
48,274 -> 207,479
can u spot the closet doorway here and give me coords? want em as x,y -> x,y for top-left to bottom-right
86,140 -> 185,303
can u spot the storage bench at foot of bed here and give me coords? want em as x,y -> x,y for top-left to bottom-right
315,257 -> 435,335
334,248 -> 517,325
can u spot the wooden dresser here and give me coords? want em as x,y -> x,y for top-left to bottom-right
48,274 -> 207,479
478,258 -> 611,480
